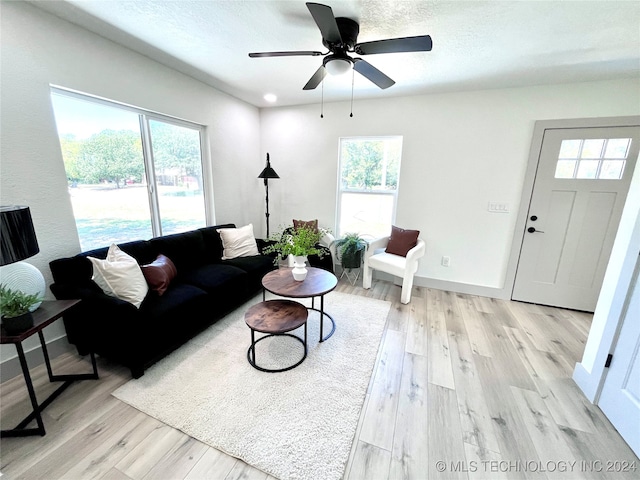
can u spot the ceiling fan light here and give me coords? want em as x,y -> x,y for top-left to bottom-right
325,58 -> 352,76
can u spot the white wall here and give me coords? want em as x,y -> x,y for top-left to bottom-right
0,2 -> 262,363
260,79 -> 640,293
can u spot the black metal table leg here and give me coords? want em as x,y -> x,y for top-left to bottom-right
247,329 -> 307,373
251,328 -> 256,365
308,294 -> 336,342
38,330 -> 98,382
319,295 -> 323,340
1,333 -> 99,438
2,343 -> 47,437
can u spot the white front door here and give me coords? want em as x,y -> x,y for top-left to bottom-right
598,255 -> 640,457
512,126 -> 640,311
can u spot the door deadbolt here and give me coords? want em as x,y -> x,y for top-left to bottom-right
530,215 -> 538,221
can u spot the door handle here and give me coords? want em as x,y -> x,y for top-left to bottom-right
527,227 -> 544,233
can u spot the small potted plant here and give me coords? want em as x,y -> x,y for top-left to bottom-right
264,225 -> 328,281
0,285 -> 42,334
335,233 -> 367,271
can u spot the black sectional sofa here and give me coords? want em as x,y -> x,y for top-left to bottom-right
49,224 -> 276,378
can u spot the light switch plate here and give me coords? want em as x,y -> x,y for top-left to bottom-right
488,202 -> 509,213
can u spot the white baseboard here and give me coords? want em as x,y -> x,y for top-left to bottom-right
375,272 -> 508,300
572,361 -> 603,403
1,335 -> 74,383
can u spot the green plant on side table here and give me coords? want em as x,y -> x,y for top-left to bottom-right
335,233 -> 367,270
0,285 -> 42,334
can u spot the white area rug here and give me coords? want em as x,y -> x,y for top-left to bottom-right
112,291 -> 390,480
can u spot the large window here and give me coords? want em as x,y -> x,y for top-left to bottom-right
51,88 -> 207,250
337,136 -> 403,239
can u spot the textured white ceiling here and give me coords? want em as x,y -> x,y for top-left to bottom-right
30,0 -> 640,107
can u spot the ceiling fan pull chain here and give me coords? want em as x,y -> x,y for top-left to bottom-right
350,68 -> 355,117
320,79 -> 324,118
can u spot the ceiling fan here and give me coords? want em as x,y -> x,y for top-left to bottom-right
249,2 -> 433,91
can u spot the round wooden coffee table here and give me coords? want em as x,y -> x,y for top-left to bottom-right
244,299 -> 308,373
261,267 -> 338,342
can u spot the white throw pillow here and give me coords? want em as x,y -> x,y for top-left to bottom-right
88,244 -> 149,308
217,224 -> 260,260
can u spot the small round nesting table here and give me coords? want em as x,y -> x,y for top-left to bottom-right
262,267 -> 338,342
244,299 -> 308,373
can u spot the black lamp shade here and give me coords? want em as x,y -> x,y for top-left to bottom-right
0,206 -> 40,266
258,153 -> 280,179
258,165 -> 280,179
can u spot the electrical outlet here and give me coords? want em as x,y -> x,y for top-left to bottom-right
442,256 -> 451,267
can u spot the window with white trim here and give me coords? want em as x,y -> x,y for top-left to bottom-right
337,136 -> 403,239
51,88 -> 207,250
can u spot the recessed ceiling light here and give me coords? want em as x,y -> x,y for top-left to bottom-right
264,94 -> 277,103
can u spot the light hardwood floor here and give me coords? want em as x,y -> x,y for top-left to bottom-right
1,278 -> 638,479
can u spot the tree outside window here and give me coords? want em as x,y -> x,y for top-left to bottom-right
337,137 -> 403,239
51,89 -> 207,250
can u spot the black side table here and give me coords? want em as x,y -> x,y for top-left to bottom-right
1,299 -> 99,437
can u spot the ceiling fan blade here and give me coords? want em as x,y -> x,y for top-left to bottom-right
303,65 -> 327,90
353,59 -> 395,89
249,51 -> 323,58
306,2 -> 342,45
355,35 -> 433,55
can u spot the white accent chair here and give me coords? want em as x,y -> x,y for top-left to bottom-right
363,236 -> 426,304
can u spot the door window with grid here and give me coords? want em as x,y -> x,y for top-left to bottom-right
337,137 -> 403,239
555,137 -> 631,179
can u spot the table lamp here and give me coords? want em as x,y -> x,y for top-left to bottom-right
0,206 -> 45,311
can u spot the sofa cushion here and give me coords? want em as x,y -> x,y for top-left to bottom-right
150,230 -> 206,270
88,244 -> 149,308
223,254 -> 276,288
80,240 -> 157,266
141,254 -> 178,296
50,256 -> 94,285
140,282 -> 208,320
217,224 -> 259,260
199,224 -> 235,263
180,264 -> 247,296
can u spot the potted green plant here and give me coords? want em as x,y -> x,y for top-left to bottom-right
0,285 -> 42,334
264,225 -> 328,281
335,233 -> 367,270
264,225 -> 328,258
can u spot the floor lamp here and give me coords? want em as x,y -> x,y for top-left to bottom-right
257,153 -> 280,238
0,205 -> 45,311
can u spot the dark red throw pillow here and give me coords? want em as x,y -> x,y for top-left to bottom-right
385,225 -> 420,257
141,254 -> 177,296
293,219 -> 319,234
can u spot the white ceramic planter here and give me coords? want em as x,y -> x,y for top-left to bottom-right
291,255 -> 308,281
